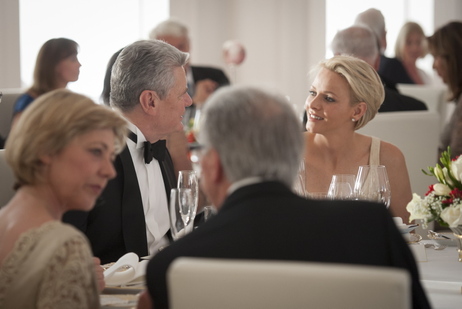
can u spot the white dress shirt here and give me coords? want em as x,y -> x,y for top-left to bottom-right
126,121 -> 170,255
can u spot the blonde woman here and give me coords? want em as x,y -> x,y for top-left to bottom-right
379,22 -> 430,85
0,89 -> 127,308
303,56 -> 412,221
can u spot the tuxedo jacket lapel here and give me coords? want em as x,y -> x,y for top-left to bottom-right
120,147 -> 149,256
159,150 -> 176,201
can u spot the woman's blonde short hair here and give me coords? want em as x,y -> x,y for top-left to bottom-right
5,89 -> 127,188
318,55 -> 385,130
394,21 -> 428,60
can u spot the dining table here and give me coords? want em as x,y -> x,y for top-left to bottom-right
99,241 -> 462,308
416,241 -> 462,309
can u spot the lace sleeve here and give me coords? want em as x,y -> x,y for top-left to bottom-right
37,234 -> 100,309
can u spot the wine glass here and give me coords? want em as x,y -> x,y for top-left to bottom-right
178,188 -> 194,231
177,170 -> 199,232
354,165 -> 391,208
327,174 -> 356,200
169,188 -> 186,240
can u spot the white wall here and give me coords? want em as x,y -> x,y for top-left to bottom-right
0,0 -> 21,88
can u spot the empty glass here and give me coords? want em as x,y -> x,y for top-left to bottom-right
169,188 -> 186,240
327,174 -> 356,200
354,165 -> 391,208
177,170 -> 199,232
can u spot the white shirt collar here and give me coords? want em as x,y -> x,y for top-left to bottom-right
227,177 -> 263,196
126,121 -> 148,150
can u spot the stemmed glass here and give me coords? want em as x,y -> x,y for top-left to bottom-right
327,174 -> 356,200
169,188 -> 194,240
169,188 -> 185,240
177,170 -> 199,232
353,165 -> 391,208
178,187 -> 194,230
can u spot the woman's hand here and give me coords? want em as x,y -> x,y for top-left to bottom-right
93,257 -> 106,292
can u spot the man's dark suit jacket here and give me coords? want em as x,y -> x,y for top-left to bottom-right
379,55 -> 415,85
63,146 -> 176,264
146,181 -> 431,309
191,65 -> 230,87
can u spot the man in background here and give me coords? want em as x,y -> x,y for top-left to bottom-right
330,25 -> 427,112
137,85 -> 430,309
150,18 -> 230,129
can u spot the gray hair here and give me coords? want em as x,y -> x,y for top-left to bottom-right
331,25 -> 379,66
354,8 -> 386,52
149,18 -> 189,40
199,86 -> 304,187
110,40 -> 189,112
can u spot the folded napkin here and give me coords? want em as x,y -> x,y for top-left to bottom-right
104,252 -> 148,286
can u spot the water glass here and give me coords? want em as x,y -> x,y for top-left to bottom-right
327,174 -> 356,200
354,165 -> 391,207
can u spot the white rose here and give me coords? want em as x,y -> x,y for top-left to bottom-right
451,156 -> 462,181
433,183 -> 451,196
440,204 -> 462,227
406,193 -> 431,222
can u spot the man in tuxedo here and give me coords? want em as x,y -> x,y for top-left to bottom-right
63,40 -> 192,264
330,25 -> 427,112
149,18 -> 230,129
137,86 -> 430,309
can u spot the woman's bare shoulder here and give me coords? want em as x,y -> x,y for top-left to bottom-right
379,140 -> 406,164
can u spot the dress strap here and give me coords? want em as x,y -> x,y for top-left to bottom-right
369,136 -> 381,165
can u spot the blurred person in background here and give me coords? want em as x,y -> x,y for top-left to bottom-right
11,38 -> 81,129
380,22 -> 431,85
428,21 -> 462,158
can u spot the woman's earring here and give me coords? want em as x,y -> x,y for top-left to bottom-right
351,118 -> 356,122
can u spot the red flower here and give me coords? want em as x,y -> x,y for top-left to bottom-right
450,188 -> 462,199
425,184 -> 435,196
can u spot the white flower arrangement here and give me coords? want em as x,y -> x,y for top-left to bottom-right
406,147 -> 462,228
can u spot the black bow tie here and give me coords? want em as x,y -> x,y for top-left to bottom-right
128,132 -> 166,164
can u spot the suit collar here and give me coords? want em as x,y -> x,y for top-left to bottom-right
220,181 -> 294,213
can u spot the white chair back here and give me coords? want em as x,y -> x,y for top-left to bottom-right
167,257 -> 411,309
397,84 -> 448,130
358,111 -> 440,197
0,149 -> 16,207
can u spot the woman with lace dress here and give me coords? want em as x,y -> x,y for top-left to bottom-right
302,56 -> 412,221
0,89 -> 127,308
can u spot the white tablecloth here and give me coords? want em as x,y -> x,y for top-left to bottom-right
417,246 -> 462,309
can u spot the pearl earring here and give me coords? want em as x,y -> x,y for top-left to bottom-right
351,118 -> 356,122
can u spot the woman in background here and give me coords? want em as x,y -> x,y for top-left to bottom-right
428,21 -> 462,158
0,89 -> 127,308
303,55 -> 412,221
379,22 -> 430,85
11,38 -> 81,128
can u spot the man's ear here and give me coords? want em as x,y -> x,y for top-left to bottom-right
139,90 -> 159,115
207,149 -> 223,183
